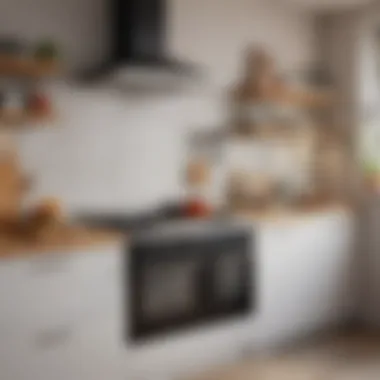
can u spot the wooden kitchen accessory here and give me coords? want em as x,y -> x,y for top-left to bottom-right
232,46 -> 333,137
25,197 -> 64,241
0,39 -> 60,128
185,158 -> 211,187
0,135 -> 29,222
227,171 -> 275,211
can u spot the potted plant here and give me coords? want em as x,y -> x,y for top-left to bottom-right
363,159 -> 380,192
34,39 -> 59,61
33,39 -> 60,74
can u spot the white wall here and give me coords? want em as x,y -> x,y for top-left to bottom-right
0,0 -> 316,84
318,2 -> 380,326
354,2 -> 380,326
169,0 -> 315,86
0,0 -> 317,213
357,2 -> 380,110
14,86 -> 205,214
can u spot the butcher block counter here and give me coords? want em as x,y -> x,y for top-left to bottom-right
0,202 -> 350,259
0,225 -> 124,259
232,202 -> 351,224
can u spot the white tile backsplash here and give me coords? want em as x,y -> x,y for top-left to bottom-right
12,84 -> 314,213
14,85 -> 224,214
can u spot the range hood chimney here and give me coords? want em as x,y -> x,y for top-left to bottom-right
86,0 -> 199,88
113,0 -> 181,69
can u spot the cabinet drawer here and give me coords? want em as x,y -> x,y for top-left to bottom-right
0,289 -> 124,380
259,212 -> 350,256
0,247 -> 121,344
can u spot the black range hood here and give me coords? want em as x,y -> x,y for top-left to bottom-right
83,0 -> 199,84
110,0 -> 194,74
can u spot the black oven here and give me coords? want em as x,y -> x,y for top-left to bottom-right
126,223 -> 254,340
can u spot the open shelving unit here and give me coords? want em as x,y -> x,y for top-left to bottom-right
0,56 -> 60,78
0,55 -> 60,128
0,109 -> 56,129
186,48 -> 348,216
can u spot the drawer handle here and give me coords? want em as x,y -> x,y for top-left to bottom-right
35,324 -> 72,349
30,256 -> 71,275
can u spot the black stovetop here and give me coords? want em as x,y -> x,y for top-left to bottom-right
76,203 -> 186,232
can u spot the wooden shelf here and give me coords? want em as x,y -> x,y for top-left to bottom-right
0,110 -> 56,129
229,125 -> 317,142
0,56 -> 60,78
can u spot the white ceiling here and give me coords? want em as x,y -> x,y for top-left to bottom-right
287,0 -> 373,10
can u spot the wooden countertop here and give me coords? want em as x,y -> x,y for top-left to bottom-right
232,203 -> 351,224
0,225 -> 124,259
0,202 -> 350,259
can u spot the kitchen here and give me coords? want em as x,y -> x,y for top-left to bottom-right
0,0 -> 376,379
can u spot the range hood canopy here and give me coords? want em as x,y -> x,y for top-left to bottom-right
111,0 -> 193,73
83,0 -> 199,83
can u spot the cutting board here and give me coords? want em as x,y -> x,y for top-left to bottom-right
0,134 -> 26,221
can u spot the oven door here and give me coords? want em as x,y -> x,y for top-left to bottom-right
205,237 -> 252,318
128,241 -> 205,339
127,232 -> 253,340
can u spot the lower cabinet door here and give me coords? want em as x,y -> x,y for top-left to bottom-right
0,248 -> 123,380
259,212 -> 353,340
0,302 -> 126,380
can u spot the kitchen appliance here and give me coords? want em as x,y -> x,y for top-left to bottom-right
85,0 -> 197,83
127,221 -> 254,340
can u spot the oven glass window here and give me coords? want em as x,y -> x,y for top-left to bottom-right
141,259 -> 199,321
213,252 -> 246,303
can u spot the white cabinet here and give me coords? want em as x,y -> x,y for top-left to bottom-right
256,211 -> 354,345
0,212 -> 355,380
121,212 -> 355,380
361,197 -> 380,326
0,245 -> 123,380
